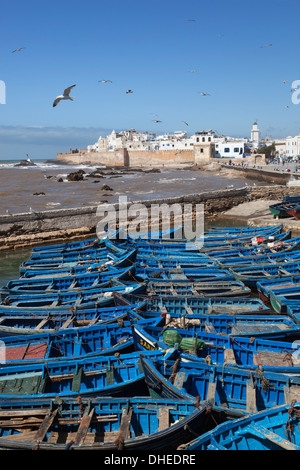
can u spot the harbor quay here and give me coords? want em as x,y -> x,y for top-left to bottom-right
0,184 -> 299,251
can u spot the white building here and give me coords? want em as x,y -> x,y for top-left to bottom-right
273,135 -> 300,160
285,135 -> 300,159
214,141 -> 250,158
250,122 -> 260,150
86,125 -> 252,158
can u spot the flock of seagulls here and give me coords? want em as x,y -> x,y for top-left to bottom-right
10,26 -> 293,121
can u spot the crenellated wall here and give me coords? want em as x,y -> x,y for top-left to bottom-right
57,148 -> 194,167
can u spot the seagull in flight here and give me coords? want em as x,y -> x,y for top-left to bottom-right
182,121 -> 189,126
283,80 -> 288,84
53,85 -> 76,107
189,70 -> 196,73
285,105 -> 290,108
126,89 -> 133,94
153,120 -> 162,123
98,80 -> 112,83
200,92 -> 210,96
12,47 -> 26,53
187,19 -> 196,22
260,44 -> 272,48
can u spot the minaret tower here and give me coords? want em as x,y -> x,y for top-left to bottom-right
251,121 -> 260,149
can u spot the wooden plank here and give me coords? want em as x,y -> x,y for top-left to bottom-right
0,430 -> 38,442
184,305 -> 194,315
73,408 -> 95,445
205,322 -> 217,334
34,319 -> 49,330
0,409 -> 48,418
224,348 -> 236,365
60,316 -> 75,330
158,407 -> 170,432
246,381 -> 257,413
159,306 -> 168,315
106,366 -> 115,386
207,381 -> 216,404
71,366 -> 83,392
284,384 -> 300,404
173,372 -> 186,390
34,408 -> 59,442
114,406 -> 132,450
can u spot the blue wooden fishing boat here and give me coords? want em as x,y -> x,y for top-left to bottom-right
206,231 -> 297,254
229,262 -> 300,288
19,248 -> 137,277
269,201 -> 299,218
0,322 -> 135,365
136,256 -> 218,269
183,401 -> 300,450
217,249 -> 300,267
270,287 -> 300,313
104,237 -> 202,255
135,266 -> 233,282
201,226 -> 282,245
0,304 -> 139,336
1,265 -> 135,295
0,350 -> 164,399
148,310 -> 300,340
131,323 -> 300,375
286,305 -> 300,325
0,395 -> 212,450
0,282 -> 145,313
139,355 -> 300,412
257,277 -> 300,304
114,292 -> 270,315
31,237 -> 103,253
29,245 -> 111,261
146,279 -> 251,297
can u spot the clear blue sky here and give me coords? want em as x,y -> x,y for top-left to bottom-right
0,0 -> 300,159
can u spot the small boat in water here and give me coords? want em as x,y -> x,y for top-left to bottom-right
114,292 -> 270,315
257,277 -> 300,304
0,304 -> 139,336
0,350 -> 164,399
148,310 -> 300,340
0,322 -> 135,365
146,280 -> 251,297
0,395 -> 213,450
140,355 -> 300,412
131,322 -> 300,375
0,282 -> 145,313
183,401 -> 300,450
1,265 -> 135,295
229,261 -> 300,288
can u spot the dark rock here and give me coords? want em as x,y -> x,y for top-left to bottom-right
14,159 -> 36,167
57,178 -> 64,182
66,170 -> 86,181
33,192 -> 45,196
101,184 -> 113,191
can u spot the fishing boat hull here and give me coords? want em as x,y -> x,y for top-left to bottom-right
184,402 -> 300,450
140,356 -> 300,412
0,395 -> 212,450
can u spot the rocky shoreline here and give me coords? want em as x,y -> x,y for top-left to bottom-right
0,184 -> 299,251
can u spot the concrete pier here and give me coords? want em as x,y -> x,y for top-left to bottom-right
1,185 -> 299,250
